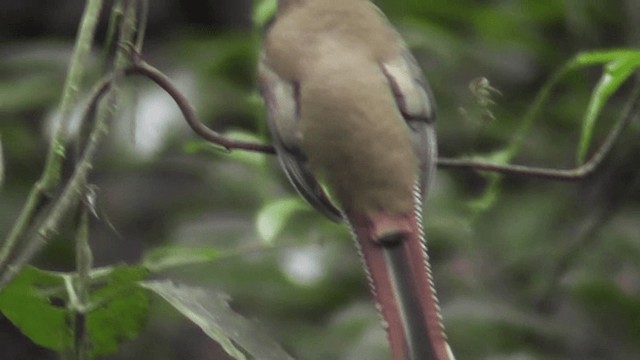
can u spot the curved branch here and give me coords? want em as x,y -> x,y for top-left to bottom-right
129,60 -> 638,181
127,62 -> 276,154
94,60 -> 640,182
437,81 -> 640,181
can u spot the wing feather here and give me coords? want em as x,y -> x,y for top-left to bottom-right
381,48 -> 438,195
258,57 -> 343,222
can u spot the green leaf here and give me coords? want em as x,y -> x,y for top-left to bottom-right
0,266 -> 73,351
253,0 -> 277,28
571,49 -> 640,67
142,246 -> 220,272
141,280 -> 294,360
256,197 -> 308,244
471,48 -> 640,214
0,265 -> 151,357
86,265 -> 150,357
577,50 -> 640,162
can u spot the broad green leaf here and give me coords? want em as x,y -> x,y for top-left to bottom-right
143,246 -> 220,272
141,280 -> 294,360
0,265 -> 150,357
86,266 -> 150,357
0,266 -> 72,351
257,197 -> 308,244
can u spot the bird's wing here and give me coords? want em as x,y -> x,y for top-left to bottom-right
381,48 -> 438,196
258,56 -> 343,222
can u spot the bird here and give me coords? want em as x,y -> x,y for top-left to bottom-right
258,1 -> 455,359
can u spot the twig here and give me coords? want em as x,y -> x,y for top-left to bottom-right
437,79 -> 640,180
124,57 -> 639,181
0,1 -> 137,290
0,77 -> 113,289
0,0 -> 104,278
100,0 -> 123,71
73,190 -> 93,360
128,61 -> 276,154
135,0 -> 149,52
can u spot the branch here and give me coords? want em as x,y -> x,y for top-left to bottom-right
73,190 -> 92,360
0,0 -> 135,290
0,0 -> 104,277
129,58 -> 638,181
123,55 -> 640,182
0,77 -> 114,289
437,80 -> 640,181
128,61 -> 276,154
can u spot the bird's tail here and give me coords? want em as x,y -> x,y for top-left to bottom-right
348,208 -> 455,360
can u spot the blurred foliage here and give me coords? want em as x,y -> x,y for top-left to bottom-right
1,0 -> 639,360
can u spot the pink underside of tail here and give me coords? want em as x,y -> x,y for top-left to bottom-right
349,210 -> 451,360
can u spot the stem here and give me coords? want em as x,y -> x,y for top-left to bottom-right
0,0 -> 104,279
438,79 -> 640,181
0,78 -> 111,289
126,58 -> 637,182
130,62 -> 276,154
0,1 -> 137,290
74,195 -> 92,360
100,0 -> 124,71
135,0 -> 149,52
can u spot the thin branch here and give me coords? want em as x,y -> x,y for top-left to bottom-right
0,1 -> 136,289
129,58 -> 638,181
437,80 -> 640,181
135,0 -> 149,52
0,77 -> 113,289
100,0 -> 123,71
73,190 -> 92,360
0,0 -> 104,277
128,61 -> 276,154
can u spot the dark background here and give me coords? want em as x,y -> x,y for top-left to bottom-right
1,0 -> 639,359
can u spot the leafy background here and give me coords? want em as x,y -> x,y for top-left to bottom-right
1,0 -> 639,359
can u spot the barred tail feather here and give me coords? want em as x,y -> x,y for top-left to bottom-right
347,203 -> 455,360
